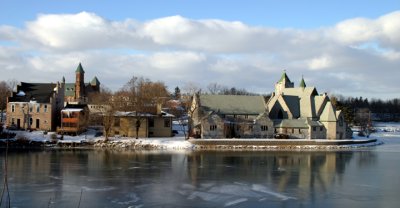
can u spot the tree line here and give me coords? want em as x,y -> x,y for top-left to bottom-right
331,95 -> 400,124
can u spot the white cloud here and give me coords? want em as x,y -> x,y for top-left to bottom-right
0,11 -> 400,99
307,55 -> 332,70
332,11 -> 400,50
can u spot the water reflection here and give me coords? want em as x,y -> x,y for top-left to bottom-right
186,151 -> 354,202
0,149 -> 379,207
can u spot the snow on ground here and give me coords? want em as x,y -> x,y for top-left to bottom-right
2,122 -> 399,150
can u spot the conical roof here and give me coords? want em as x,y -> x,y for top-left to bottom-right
299,76 -> 306,88
75,63 -> 85,73
278,70 -> 291,83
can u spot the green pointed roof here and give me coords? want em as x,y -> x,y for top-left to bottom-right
90,76 -> 100,86
299,76 -> 306,88
75,63 -> 85,73
278,70 -> 291,83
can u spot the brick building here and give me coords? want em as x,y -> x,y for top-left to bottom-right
6,81 -> 65,131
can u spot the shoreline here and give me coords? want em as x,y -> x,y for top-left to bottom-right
0,137 -> 382,151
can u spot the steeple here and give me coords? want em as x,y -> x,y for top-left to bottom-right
275,70 -> 294,95
279,70 -> 291,83
299,75 -> 306,88
75,62 -> 85,73
90,76 -> 100,86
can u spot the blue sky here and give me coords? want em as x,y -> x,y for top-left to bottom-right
0,1 -> 399,99
2,0 -> 398,28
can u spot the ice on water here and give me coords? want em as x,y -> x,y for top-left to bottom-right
180,182 -> 295,206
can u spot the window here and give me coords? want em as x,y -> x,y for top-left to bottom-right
261,125 -> 268,131
29,106 -> 33,113
164,119 -> 170,127
249,125 -> 253,131
313,127 -> 316,131
44,105 -> 48,113
114,118 -> 120,127
11,104 -> 15,112
210,125 -> 217,131
36,105 -> 40,113
11,118 -> 15,125
298,129 -> 301,134
245,115 -> 248,119
29,117 -> 33,126
292,128 -> 295,134
149,118 -> 154,127
339,117 -> 344,127
320,127 -> 323,131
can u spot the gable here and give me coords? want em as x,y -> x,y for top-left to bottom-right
282,95 -> 300,118
65,83 -> 75,97
319,101 -> 337,122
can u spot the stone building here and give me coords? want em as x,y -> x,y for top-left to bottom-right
191,94 -> 273,138
6,81 -> 65,131
108,110 -> 174,138
190,71 -> 351,140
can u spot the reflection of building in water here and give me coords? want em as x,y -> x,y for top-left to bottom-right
186,151 -> 353,200
274,153 -> 339,200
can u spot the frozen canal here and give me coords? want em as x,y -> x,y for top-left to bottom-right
1,123 -> 400,207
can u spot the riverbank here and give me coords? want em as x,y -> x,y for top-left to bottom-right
0,136 -> 382,151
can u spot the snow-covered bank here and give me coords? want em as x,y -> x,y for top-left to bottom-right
2,122 -> 394,151
93,137 -> 193,150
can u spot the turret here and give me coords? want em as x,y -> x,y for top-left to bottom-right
299,75 -> 306,89
275,70 -> 294,95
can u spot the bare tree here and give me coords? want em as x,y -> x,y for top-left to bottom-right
182,82 -> 202,96
88,86 -> 114,142
207,82 -> 223,95
0,81 -> 12,123
185,94 -> 199,140
121,76 -> 169,139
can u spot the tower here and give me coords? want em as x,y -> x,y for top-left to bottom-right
75,63 -> 85,101
275,70 -> 294,95
90,76 -> 101,92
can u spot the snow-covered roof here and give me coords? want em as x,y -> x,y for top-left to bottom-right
62,108 -> 84,112
114,111 -> 174,118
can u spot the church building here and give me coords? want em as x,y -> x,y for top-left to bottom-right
64,63 -> 100,104
190,71 -> 352,140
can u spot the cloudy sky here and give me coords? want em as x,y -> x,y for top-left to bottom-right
0,0 -> 399,99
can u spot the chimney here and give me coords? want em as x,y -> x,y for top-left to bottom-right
157,102 -> 162,115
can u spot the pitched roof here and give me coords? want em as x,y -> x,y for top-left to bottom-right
274,119 -> 309,128
199,94 -> 266,115
9,82 -> 57,103
282,95 -> 300,118
64,83 -> 75,97
75,63 -> 85,73
90,76 -> 100,86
